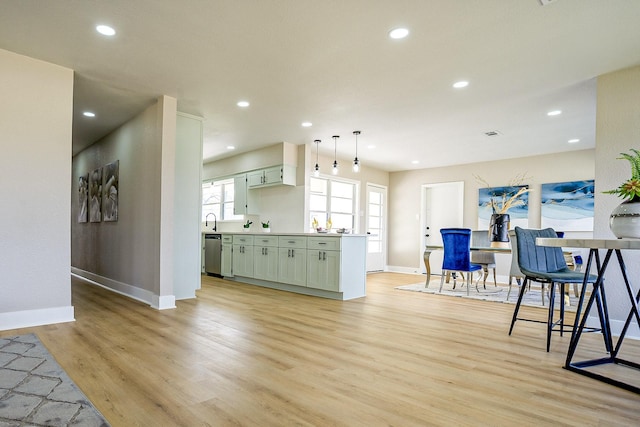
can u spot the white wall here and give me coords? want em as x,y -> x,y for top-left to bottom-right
387,149 -> 596,273
0,49 -> 75,330
173,113 -> 204,299
594,65 -> 640,334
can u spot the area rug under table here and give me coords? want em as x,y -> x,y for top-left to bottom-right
396,279 -> 581,311
0,334 -> 109,427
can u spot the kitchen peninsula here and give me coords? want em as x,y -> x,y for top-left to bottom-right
218,232 -> 367,300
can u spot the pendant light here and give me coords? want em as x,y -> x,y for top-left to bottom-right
352,131 -> 361,172
313,139 -> 321,177
332,135 -> 340,175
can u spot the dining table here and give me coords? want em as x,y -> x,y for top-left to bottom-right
423,245 -> 511,285
536,237 -> 640,394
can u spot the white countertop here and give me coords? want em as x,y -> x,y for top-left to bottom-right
203,231 -> 367,237
537,237 -> 640,250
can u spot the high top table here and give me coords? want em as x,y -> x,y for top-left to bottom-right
536,237 -> 640,394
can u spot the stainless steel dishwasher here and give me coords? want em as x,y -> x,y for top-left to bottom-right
204,234 -> 222,277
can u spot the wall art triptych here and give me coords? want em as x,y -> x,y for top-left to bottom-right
78,160 -> 119,223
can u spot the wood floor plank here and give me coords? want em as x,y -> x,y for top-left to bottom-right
2,272 -> 639,426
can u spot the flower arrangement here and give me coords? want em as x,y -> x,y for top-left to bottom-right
603,148 -> 640,201
262,221 -> 270,228
243,220 -> 252,229
474,173 -> 531,214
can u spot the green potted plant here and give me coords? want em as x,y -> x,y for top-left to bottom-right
243,220 -> 252,232
605,148 -> 640,238
261,220 -> 270,233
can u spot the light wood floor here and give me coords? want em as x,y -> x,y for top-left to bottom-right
3,273 -> 639,426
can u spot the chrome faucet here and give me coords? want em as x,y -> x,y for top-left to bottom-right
205,213 -> 217,232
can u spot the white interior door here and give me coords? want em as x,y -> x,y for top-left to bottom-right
366,184 -> 387,272
420,181 -> 464,276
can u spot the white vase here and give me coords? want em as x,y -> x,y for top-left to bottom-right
609,199 -> 640,238
263,228 -> 270,233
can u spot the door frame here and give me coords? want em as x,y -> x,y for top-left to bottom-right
366,183 -> 387,272
419,181 -> 464,275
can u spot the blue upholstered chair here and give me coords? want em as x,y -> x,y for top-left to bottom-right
470,230 -> 497,288
437,228 -> 482,295
508,227 -> 598,352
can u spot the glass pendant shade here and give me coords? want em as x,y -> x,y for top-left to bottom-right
352,131 -> 361,172
332,135 -> 339,175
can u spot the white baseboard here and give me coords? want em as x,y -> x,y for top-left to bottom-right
71,268 -> 175,311
0,306 -> 75,331
385,265 -> 423,275
152,295 -> 176,310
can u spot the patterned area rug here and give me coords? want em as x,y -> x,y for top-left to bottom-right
0,334 -> 109,426
396,279 -> 581,311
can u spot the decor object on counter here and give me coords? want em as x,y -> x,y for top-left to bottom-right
262,221 -> 270,232
605,148 -> 640,238
541,180 -> 594,231
243,220 -> 252,232
476,173 -> 531,248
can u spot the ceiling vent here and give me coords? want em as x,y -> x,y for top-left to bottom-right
484,130 -> 502,137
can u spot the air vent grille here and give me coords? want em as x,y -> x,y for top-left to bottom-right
484,130 -> 502,137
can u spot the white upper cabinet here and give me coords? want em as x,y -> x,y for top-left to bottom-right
247,165 -> 296,188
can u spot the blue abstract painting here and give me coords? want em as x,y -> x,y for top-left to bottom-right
541,180 -> 594,231
477,185 -> 529,229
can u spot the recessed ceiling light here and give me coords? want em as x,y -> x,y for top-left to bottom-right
389,28 -> 409,39
411,160 -> 420,165
237,101 -> 250,108
226,146 -> 235,150
453,81 -> 469,89
547,110 -> 562,116
301,122 -> 312,127
568,138 -> 580,143
83,111 -> 96,117
96,25 -> 116,36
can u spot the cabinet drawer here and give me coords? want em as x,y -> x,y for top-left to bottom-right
278,236 -> 307,249
221,235 -> 234,244
233,235 -> 254,245
254,236 -> 279,247
307,237 -> 340,251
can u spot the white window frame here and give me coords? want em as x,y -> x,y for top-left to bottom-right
202,177 -> 243,221
309,175 -> 359,232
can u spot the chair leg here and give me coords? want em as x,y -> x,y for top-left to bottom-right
509,277 -> 528,335
439,271 -> 445,293
467,272 -> 471,296
547,282 -> 556,352
560,283 -> 566,337
492,268 -> 497,287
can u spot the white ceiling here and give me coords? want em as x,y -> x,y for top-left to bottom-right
2,0 -> 640,172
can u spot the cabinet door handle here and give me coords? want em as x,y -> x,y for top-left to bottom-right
265,247 -> 268,255
322,251 -> 326,261
291,249 -> 294,258
318,251 -> 322,261
318,242 -> 327,245
288,240 -> 296,244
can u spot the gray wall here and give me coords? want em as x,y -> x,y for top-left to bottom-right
0,48 -> 74,329
71,97 -> 202,307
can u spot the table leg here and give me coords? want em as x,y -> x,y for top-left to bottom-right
423,249 -> 432,287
